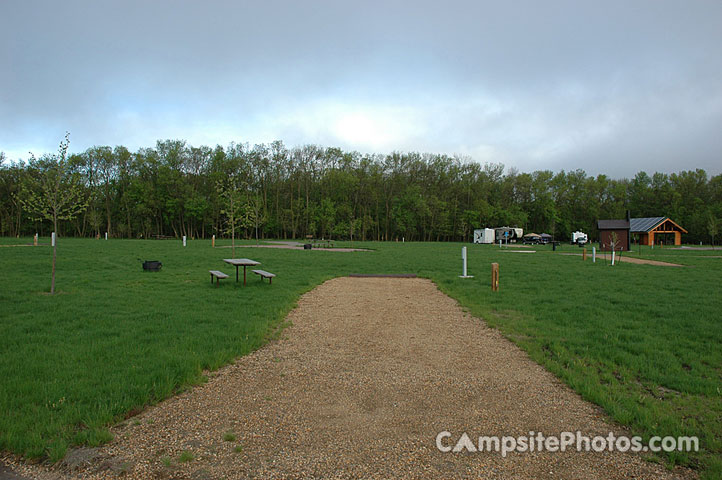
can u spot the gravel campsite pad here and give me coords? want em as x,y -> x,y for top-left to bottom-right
559,252 -> 683,267
6,278 -> 693,479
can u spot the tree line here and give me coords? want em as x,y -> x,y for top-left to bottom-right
1,139 -> 720,244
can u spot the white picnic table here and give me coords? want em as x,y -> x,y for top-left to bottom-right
223,258 -> 261,285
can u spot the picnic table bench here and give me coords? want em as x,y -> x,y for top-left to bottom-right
251,269 -> 276,284
311,239 -> 334,248
209,270 -> 229,287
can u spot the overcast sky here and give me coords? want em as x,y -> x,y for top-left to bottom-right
2,0 -> 721,177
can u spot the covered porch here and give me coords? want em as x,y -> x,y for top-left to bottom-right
632,217 -> 687,246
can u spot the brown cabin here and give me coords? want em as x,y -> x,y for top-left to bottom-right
597,219 -> 630,251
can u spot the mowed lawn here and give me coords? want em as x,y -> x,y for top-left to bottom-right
0,238 -> 720,477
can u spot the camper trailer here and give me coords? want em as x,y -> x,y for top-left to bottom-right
571,231 -> 588,246
473,228 -> 495,244
495,227 -> 523,243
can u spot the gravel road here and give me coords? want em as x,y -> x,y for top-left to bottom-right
4,277 -> 694,479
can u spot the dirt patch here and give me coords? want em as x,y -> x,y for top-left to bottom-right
348,274 -> 417,278
559,253 -> 683,267
6,278 -> 693,479
0,244 -> 48,248
217,244 -> 369,252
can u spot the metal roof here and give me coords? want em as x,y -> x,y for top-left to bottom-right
597,219 -> 629,230
629,217 -> 666,233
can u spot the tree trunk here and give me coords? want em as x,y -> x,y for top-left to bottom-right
231,219 -> 236,258
126,206 -> 131,238
106,203 -> 111,238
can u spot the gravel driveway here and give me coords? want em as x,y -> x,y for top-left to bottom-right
5,277 -> 693,479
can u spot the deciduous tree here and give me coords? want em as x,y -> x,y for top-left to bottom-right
17,133 -> 88,294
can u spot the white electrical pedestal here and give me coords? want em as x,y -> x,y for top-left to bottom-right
459,246 -> 474,278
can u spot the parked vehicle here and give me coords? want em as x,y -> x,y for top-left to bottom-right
571,231 -> 588,246
522,233 -> 542,245
473,228 -> 495,244
495,227 -> 523,243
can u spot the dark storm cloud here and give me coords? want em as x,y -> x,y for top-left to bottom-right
2,0 -> 721,177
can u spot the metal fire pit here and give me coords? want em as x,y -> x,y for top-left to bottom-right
142,260 -> 162,272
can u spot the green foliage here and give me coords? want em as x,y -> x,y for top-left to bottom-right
178,450 -> 193,463
16,133 -> 88,226
244,194 -> 266,244
3,139 -> 721,244
708,214 -> 719,247
217,177 -> 246,256
14,134 -> 88,293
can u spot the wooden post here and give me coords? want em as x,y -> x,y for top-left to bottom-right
582,248 -> 587,261
212,234 -> 215,248
33,234 -> 38,246
491,262 -> 499,291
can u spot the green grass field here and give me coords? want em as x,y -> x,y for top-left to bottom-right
1,238 -> 720,477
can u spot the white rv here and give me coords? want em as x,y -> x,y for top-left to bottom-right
473,228 -> 495,244
495,227 -> 523,243
571,231 -> 588,245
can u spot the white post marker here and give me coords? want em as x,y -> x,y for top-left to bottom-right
592,246 -> 596,263
105,232 -> 108,240
611,250 -> 616,266
183,235 -> 187,247
459,246 -> 474,278
51,232 -> 56,247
